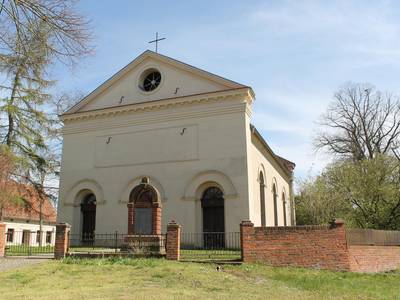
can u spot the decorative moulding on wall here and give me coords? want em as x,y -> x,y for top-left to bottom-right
61,87 -> 253,124
61,101 -> 247,135
63,179 -> 105,207
257,164 -> 266,184
182,170 -> 238,201
94,125 -> 199,168
119,175 -> 167,204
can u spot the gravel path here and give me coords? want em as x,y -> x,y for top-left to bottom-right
0,257 -> 52,272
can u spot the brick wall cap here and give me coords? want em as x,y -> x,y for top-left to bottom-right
240,220 -> 254,227
332,219 -> 345,228
56,223 -> 71,228
167,220 -> 181,228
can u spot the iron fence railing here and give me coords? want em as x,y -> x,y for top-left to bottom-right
68,233 -> 166,255
346,228 -> 400,246
180,232 -> 241,261
4,230 -> 54,256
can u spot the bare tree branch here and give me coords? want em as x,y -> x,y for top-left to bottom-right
315,83 -> 400,161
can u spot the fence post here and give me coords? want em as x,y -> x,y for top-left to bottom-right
166,220 -> 181,260
115,231 -> 118,253
0,223 -> 5,258
240,220 -> 254,262
54,223 -> 71,259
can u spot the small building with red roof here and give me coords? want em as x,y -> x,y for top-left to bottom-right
2,183 -> 57,246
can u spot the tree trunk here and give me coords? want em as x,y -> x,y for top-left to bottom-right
5,71 -> 21,146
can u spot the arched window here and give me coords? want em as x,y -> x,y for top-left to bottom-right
259,172 -> 266,226
272,184 -> 278,226
128,177 -> 160,235
201,187 -> 225,248
81,193 -> 96,238
282,192 -> 287,226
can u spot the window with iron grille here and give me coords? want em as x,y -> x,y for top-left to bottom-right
46,231 -> 52,244
6,228 -> 14,243
36,231 -> 41,244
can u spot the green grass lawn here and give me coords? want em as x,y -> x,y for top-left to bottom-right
180,249 -> 241,261
0,258 -> 399,300
5,245 -> 54,256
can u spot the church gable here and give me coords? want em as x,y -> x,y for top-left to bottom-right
66,51 -> 246,114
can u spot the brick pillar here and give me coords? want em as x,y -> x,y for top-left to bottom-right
0,223 -> 6,258
152,205 -> 161,235
127,203 -> 134,235
331,218 -> 348,247
54,223 -> 71,259
166,220 -> 181,260
240,220 -> 254,262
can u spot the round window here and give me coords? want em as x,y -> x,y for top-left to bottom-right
141,70 -> 161,92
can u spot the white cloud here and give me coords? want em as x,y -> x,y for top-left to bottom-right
249,0 -> 400,65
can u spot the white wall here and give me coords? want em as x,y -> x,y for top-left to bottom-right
79,56 -> 231,112
4,222 -> 56,246
58,95 -> 252,234
248,134 -> 292,227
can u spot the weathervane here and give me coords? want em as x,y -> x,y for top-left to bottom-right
148,32 -> 166,53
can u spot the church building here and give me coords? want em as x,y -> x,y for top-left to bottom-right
57,50 -> 295,236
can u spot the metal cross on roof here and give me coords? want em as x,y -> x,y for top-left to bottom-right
148,32 -> 166,53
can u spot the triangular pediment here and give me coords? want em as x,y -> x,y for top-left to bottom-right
66,50 -> 247,114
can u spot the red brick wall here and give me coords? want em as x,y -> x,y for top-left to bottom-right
54,223 -> 71,259
0,223 -> 5,257
240,219 -> 351,271
166,220 -> 181,260
349,246 -> 400,273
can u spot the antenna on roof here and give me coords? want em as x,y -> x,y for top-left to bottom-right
148,32 -> 166,53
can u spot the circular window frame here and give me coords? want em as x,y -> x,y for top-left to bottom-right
137,65 -> 164,95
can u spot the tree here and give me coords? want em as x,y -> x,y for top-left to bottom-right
306,82 -> 400,229
0,1 -> 91,234
315,83 -> 400,161
295,173 -> 352,226
0,145 -> 17,221
296,155 -> 400,230
0,21 -> 53,160
0,0 -> 92,65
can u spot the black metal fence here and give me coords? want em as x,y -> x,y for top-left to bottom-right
4,230 -> 54,256
180,232 -> 241,261
346,228 -> 400,246
69,233 -> 166,256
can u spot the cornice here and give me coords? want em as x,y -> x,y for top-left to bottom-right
63,102 -> 248,135
61,88 -> 254,124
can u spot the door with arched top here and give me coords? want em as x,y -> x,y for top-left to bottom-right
81,193 -> 96,238
201,187 -> 225,248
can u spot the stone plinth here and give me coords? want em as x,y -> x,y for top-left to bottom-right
122,235 -> 165,255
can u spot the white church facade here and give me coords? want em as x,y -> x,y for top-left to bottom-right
57,51 -> 295,236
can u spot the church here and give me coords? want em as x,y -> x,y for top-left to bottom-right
57,50 -> 295,237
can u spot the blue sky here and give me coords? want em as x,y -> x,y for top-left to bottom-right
52,0 -> 400,180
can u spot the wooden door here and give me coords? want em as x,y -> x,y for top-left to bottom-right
134,208 -> 153,234
201,187 -> 225,248
81,194 -> 96,239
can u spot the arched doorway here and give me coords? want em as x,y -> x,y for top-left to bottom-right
127,177 -> 161,235
81,193 -> 96,238
201,187 -> 225,248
